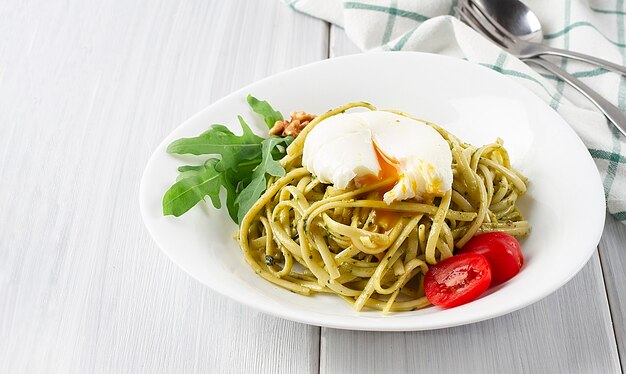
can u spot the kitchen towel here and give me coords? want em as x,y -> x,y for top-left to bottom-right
284,0 -> 626,225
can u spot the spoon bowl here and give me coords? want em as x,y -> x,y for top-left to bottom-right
472,0 -> 543,42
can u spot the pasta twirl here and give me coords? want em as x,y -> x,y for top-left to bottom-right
238,102 -> 529,313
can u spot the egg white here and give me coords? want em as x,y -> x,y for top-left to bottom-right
302,110 -> 453,203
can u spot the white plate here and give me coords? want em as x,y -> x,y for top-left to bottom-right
140,52 -> 605,331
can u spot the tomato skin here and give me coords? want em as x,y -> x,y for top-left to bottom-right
459,232 -> 523,285
424,253 -> 492,308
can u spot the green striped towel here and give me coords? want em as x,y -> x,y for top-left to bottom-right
285,0 -> 626,224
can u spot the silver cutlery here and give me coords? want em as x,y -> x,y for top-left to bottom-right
468,0 -> 626,74
456,0 -> 626,137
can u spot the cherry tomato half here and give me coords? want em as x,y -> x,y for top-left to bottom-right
424,253 -> 492,308
459,232 -> 524,285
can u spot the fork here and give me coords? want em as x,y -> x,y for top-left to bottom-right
456,0 -> 626,137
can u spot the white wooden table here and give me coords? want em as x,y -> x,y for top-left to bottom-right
2,1 -> 626,373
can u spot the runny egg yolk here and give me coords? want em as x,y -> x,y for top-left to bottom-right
354,142 -> 400,190
356,143 -> 405,230
373,208 -> 404,231
301,110 -> 453,213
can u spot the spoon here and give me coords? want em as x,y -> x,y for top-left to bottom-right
471,0 -> 626,75
457,0 -> 626,137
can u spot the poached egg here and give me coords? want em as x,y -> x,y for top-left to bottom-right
302,110 -> 452,204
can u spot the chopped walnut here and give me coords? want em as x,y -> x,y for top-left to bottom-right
269,111 -> 317,137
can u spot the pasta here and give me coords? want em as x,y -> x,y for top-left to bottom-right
238,102 -> 529,313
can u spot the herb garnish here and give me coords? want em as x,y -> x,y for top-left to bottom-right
162,95 -> 293,224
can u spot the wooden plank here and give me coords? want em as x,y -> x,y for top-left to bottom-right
0,1 -> 327,373
599,213 -> 626,373
321,26 -> 621,374
329,25 -> 362,57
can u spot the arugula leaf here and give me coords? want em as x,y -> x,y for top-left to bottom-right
247,94 -> 283,129
235,137 -> 291,223
260,138 -> 290,177
221,171 -> 241,223
163,159 -> 222,217
221,160 -> 258,223
178,165 -> 206,173
166,119 -> 264,170
176,164 -> 208,181
271,136 -> 294,160
163,94 -> 295,224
